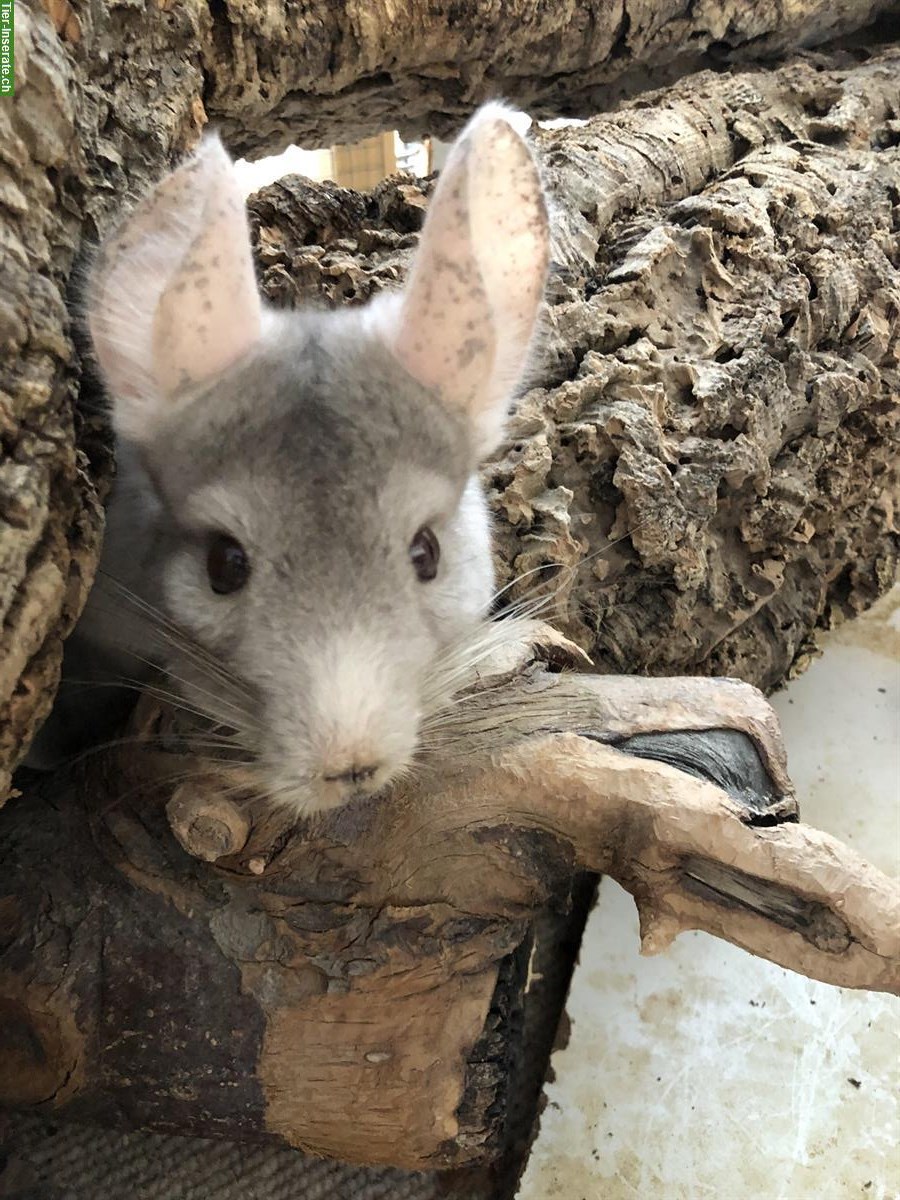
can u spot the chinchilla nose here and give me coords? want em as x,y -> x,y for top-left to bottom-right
323,763 -> 380,786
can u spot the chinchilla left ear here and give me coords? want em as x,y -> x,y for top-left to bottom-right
87,135 -> 264,442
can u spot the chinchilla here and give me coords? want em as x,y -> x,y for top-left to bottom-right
28,103 -> 550,815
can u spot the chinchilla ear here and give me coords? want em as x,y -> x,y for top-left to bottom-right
379,103 -> 549,457
86,135 -> 263,443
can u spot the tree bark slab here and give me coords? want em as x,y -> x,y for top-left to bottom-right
1,628 -> 896,1168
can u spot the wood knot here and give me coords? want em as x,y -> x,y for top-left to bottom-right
166,784 -> 251,862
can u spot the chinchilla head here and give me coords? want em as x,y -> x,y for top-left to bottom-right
85,103 -> 549,815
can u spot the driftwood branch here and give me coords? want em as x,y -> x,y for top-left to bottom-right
1,628 -> 896,1167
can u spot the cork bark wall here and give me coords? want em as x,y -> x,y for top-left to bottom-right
1,1 -> 897,797
248,52 -> 900,691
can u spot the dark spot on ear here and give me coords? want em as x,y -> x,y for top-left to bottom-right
211,256 -> 221,268
457,336 -> 487,367
203,299 -> 213,312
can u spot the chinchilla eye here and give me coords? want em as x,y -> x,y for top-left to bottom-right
207,533 -> 251,595
409,525 -> 440,582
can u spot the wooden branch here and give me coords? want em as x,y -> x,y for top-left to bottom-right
1,627 -> 896,1166
436,735 -> 899,993
166,783 -> 251,862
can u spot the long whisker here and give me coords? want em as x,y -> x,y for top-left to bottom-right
414,519 -> 647,762
64,732 -> 258,771
95,574 -> 256,695
488,517 -> 649,614
86,575 -> 261,735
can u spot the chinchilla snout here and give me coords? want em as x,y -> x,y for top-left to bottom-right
260,625 -> 425,812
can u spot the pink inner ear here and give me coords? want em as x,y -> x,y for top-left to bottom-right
392,139 -> 498,413
86,137 -> 263,440
152,183 -> 262,396
467,118 -> 549,400
388,106 -> 548,455
88,162 -> 212,409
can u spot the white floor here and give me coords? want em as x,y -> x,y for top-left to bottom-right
517,590 -> 900,1200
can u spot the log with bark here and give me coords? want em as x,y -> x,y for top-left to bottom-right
1,624 -> 898,1168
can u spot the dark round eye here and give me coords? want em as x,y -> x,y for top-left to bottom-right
409,525 -> 440,582
207,533 -> 251,595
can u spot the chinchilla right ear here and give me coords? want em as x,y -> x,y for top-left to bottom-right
86,135 -> 264,443
375,103 -> 550,458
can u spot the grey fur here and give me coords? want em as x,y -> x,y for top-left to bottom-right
28,105 -> 550,816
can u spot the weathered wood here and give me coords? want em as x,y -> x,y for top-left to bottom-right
1,628 -> 896,1167
3,8 -> 899,797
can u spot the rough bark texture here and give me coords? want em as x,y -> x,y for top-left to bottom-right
1,628 -> 897,1168
2,1 -> 898,796
199,2 -> 900,153
0,881 -> 595,1200
25,0 -> 900,155
249,50 -> 900,691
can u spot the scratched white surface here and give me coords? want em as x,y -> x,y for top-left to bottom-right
517,590 -> 900,1200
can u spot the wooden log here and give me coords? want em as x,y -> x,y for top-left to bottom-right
1,627 -> 896,1168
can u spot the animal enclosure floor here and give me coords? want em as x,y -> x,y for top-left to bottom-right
516,588 -> 900,1200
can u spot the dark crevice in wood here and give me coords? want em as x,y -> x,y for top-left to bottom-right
614,728 -> 785,813
681,856 -> 853,952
